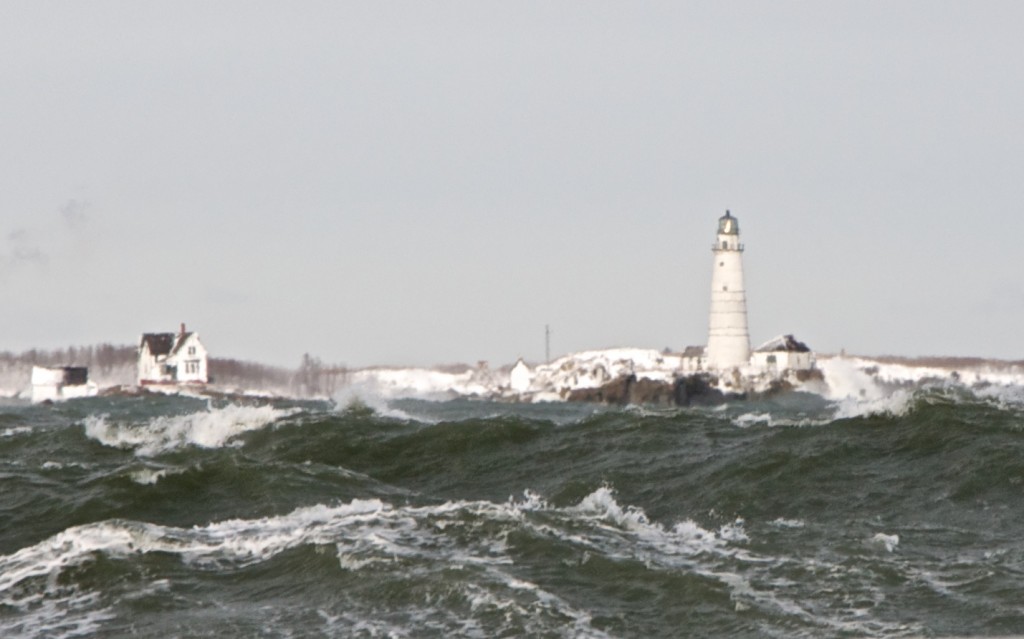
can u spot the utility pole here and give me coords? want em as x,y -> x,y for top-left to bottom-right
545,324 -> 551,364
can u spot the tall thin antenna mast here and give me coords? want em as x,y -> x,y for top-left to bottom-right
545,324 -> 551,364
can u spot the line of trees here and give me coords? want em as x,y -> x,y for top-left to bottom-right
293,353 -> 349,397
208,357 -> 293,393
866,355 -> 1024,370
0,343 -> 136,373
0,345 -> 348,397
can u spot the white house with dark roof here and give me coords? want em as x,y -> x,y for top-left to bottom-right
137,323 -> 209,385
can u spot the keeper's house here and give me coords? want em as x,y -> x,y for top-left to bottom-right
137,323 -> 209,385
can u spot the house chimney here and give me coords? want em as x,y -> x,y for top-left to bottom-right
180,322 -> 186,336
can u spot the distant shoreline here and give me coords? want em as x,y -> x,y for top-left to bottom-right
3,345 -> 1023,404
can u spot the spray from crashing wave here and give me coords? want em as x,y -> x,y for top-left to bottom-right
82,403 -> 298,456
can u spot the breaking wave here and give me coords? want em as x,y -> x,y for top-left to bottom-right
81,403 -> 299,456
5,389 -> 1024,637
0,486 -> 924,638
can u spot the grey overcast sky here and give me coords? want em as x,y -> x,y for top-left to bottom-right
2,1 -> 1022,367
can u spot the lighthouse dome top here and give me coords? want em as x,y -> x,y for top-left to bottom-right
717,210 -> 739,235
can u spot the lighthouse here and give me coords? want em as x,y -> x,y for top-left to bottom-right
706,210 -> 751,371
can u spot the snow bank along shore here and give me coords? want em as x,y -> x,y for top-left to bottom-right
334,350 -> 1024,406
3,349 -> 1022,407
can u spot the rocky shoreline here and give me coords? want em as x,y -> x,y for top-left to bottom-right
565,369 -> 826,407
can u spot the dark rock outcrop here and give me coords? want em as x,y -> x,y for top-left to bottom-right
566,373 -> 728,407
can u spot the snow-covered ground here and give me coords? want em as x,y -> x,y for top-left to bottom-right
333,350 -> 1024,405
329,348 -> 684,403
3,349 -> 1022,406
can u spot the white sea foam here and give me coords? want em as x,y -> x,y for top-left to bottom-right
730,410 -> 833,428
82,403 -> 297,456
732,411 -> 772,427
128,466 -> 184,485
0,493 -> 616,638
332,382 -> 424,422
814,355 -> 1024,421
567,486 -> 732,553
816,357 -> 877,400
0,487 -> 915,638
974,383 -> 1024,413
832,388 -> 915,420
869,532 -> 900,552
345,367 -> 481,401
0,589 -> 115,639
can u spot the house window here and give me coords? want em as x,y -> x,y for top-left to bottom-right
188,346 -> 196,355
722,241 -> 728,249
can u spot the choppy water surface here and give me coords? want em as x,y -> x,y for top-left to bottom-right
3,385 -> 1024,637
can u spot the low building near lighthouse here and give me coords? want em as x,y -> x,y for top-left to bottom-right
751,335 -> 815,377
137,323 -> 209,385
679,346 -> 706,373
509,359 -> 532,393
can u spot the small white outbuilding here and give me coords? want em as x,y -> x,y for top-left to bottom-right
750,335 -> 814,375
679,345 -> 706,373
509,359 -> 532,393
31,366 -> 98,403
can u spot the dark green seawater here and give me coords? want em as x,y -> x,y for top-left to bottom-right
2,385 -> 1024,637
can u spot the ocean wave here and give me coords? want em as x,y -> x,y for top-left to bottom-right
332,383 -> 427,422
830,383 -> 1024,425
830,387 -> 917,420
814,356 -> 1024,420
727,381 -> 1024,429
81,403 -> 299,456
0,493 -> 617,637
0,485 -> 926,638
0,489 -> 734,628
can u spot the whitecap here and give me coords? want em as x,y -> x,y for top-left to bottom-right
0,495 -> 615,638
128,466 -> 184,485
0,487 -> 916,638
832,388 -> 915,420
82,403 -> 298,456
869,532 -> 900,552
732,411 -> 772,427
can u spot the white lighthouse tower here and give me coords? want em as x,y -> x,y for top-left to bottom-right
706,210 -> 751,371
